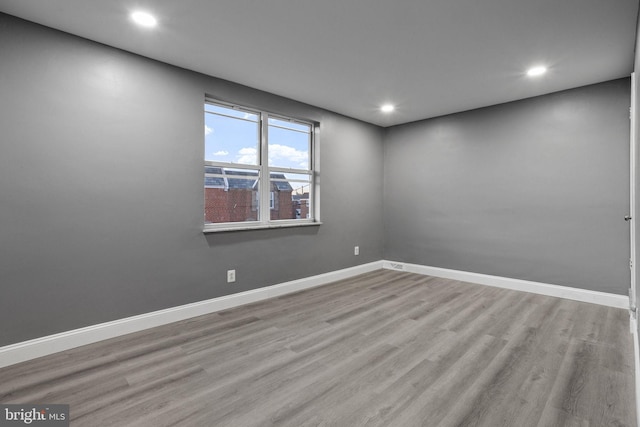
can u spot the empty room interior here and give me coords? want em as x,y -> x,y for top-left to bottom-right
3,1 -> 640,426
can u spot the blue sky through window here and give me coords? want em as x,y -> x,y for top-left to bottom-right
205,104 -> 260,165
205,103 -> 310,171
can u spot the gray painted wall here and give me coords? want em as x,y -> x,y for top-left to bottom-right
0,14 -> 384,346
0,12 -> 633,347
384,79 -> 631,294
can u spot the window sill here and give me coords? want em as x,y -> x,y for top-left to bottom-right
203,221 -> 322,234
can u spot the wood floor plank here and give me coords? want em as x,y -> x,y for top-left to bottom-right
0,270 -> 635,426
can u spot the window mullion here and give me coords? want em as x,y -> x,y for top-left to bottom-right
260,112 -> 270,223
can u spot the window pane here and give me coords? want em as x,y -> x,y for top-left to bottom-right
205,166 -> 260,224
268,118 -> 311,170
205,104 -> 259,165
270,172 -> 312,220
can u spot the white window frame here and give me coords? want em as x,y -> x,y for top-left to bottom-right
204,99 -> 320,232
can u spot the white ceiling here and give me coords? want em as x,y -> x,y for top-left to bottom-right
0,0 -> 638,127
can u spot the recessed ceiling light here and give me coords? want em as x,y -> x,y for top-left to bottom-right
526,66 -> 547,77
131,11 -> 157,28
381,104 -> 395,113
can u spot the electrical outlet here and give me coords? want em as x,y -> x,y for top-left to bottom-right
354,246 -> 360,256
227,269 -> 236,283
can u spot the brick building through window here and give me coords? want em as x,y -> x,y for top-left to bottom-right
205,166 -> 300,224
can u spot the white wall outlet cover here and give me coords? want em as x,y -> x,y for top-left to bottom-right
227,270 -> 236,283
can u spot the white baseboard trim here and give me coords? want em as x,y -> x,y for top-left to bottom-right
0,261 -> 384,369
632,316 -> 640,427
382,260 -> 629,309
0,259 -> 629,370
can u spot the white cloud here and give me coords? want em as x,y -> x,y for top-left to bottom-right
268,144 -> 308,167
237,147 -> 257,164
234,145 -> 309,167
213,150 -> 229,156
205,125 -> 213,136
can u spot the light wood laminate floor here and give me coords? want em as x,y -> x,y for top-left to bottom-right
0,270 -> 636,426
